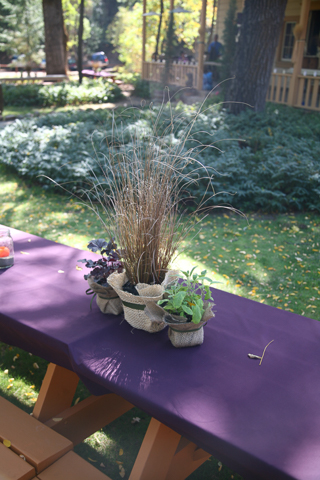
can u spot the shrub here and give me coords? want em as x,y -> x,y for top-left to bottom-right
3,80 -> 122,107
0,103 -> 319,213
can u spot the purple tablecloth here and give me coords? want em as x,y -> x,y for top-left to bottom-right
1,227 -> 320,480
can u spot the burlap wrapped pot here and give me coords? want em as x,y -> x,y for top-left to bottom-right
107,270 -> 179,333
87,276 -> 123,315
144,301 -> 214,347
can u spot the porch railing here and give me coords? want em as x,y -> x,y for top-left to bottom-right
267,73 -> 292,105
143,63 -> 320,112
295,75 -> 320,110
142,61 -> 198,88
267,71 -> 320,111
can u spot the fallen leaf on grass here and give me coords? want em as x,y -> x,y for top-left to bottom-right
74,397 -> 80,405
131,417 -> 141,424
116,461 -> 123,465
119,448 -> 124,456
119,466 -> 125,478
88,458 -> 97,462
33,363 -> 39,369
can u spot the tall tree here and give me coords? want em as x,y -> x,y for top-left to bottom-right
220,0 -> 237,95
154,0 -> 163,59
228,0 -> 287,113
78,0 -> 84,83
42,0 -> 67,74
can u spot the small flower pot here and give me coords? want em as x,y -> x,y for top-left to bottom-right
168,322 -> 205,348
144,301 -> 214,348
87,276 -> 123,315
107,270 -> 178,333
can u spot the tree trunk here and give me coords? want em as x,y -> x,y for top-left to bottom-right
155,0 -> 164,58
78,0 -> 85,84
228,0 -> 287,113
42,0 -> 67,75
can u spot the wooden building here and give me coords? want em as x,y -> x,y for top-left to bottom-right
142,0 -> 320,111
215,0 -> 320,111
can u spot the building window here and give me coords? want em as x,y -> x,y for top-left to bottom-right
282,22 -> 296,60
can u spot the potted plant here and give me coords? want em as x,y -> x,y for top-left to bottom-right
51,100 -> 242,333
144,268 -> 215,347
78,238 -> 124,315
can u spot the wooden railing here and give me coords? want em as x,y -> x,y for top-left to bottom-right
143,63 -> 320,112
267,71 -> 320,111
142,61 -> 198,88
267,73 -> 292,105
294,75 -> 320,110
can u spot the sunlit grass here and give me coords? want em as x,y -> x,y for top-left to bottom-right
1,164 -> 319,319
2,101 -> 121,119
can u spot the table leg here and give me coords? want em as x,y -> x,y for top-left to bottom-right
129,418 -> 211,480
44,393 -> 134,446
165,438 -> 211,480
129,418 -> 181,480
33,363 -> 134,446
33,363 -> 79,423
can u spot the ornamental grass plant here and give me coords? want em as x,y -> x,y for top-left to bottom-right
64,93 -> 241,287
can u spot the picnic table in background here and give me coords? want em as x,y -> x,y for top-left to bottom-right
81,69 -> 118,83
1,225 -> 320,480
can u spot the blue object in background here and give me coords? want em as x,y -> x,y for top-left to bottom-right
203,71 -> 213,90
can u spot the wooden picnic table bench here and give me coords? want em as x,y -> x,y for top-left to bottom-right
0,75 -> 68,84
0,396 -> 110,480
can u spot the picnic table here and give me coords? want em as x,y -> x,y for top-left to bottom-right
1,225 -> 320,480
81,69 -> 118,82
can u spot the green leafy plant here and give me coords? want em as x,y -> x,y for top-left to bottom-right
1,103 -> 319,213
3,80 -> 122,107
158,268 -> 215,324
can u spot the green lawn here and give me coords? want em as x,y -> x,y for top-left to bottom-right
2,102 -> 120,118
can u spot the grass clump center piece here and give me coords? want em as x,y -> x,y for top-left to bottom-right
71,95 -> 237,286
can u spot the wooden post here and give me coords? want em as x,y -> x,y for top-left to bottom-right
197,0 -> 207,91
78,0 -> 85,84
287,0 -> 311,106
142,0 -> 147,79
33,363 -> 79,423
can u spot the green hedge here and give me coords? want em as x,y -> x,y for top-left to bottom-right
0,103 -> 319,212
2,80 -> 122,107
